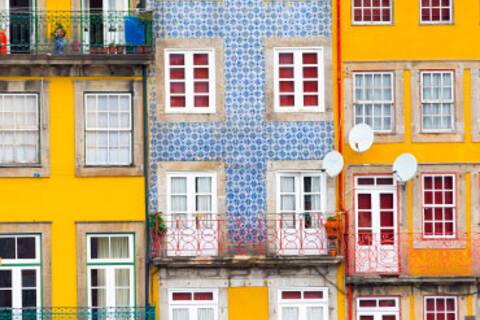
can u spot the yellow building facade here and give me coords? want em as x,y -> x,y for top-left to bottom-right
0,0 -> 152,316
340,0 -> 480,319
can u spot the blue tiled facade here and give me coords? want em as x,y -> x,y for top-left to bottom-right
149,0 -> 334,245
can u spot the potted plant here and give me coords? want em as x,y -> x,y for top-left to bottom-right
149,212 -> 167,236
324,215 -> 340,239
108,42 -> 116,55
52,23 -> 67,55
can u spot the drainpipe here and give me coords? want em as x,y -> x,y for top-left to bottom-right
335,0 -> 353,319
142,64 -> 150,309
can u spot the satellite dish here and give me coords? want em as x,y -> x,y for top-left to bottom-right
393,153 -> 418,182
323,151 -> 344,178
349,124 -> 374,153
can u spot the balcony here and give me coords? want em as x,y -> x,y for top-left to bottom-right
346,232 -> 478,279
0,306 -> 155,320
150,213 -> 343,268
0,10 -> 153,65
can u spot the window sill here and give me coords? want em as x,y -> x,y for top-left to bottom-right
76,165 -> 143,177
413,237 -> 466,249
412,131 -> 464,143
266,110 -> 333,122
0,166 -> 50,178
158,112 -> 224,123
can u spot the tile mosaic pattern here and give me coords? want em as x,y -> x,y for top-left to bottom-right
149,0 -> 334,248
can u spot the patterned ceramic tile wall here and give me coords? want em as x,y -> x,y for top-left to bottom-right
149,0 -> 334,248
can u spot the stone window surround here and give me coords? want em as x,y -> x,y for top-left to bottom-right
0,80 -> 50,178
345,164 -> 468,251
74,80 -> 144,177
350,0 -> 394,26
469,67 -> 480,142
410,62 -> 464,143
75,221 -> 146,308
155,38 -> 225,123
343,62 -> 406,143
156,161 -> 226,218
264,37 -> 333,122
158,274 -> 228,320
0,222 -> 52,307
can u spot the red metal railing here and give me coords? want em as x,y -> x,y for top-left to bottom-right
345,232 -> 479,276
150,213 -> 341,259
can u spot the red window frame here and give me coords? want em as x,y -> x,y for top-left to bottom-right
424,296 -> 457,320
421,174 -> 456,239
352,0 -> 393,24
420,0 -> 453,24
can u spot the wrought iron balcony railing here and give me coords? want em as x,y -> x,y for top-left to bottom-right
150,213 -> 343,260
0,306 -> 155,320
0,10 -> 153,56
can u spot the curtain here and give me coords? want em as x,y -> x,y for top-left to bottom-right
306,307 -> 323,320
114,268 -> 130,307
280,177 -> 295,211
92,237 -> 110,259
281,307 -> 298,320
111,237 -> 129,259
196,177 -> 212,212
0,94 -> 39,164
172,309 -> 189,320
171,177 -> 187,213
90,269 -> 106,307
197,308 -> 214,320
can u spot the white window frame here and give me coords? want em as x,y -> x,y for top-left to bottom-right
0,93 -> 40,166
277,287 -> 329,320
84,93 -> 133,166
421,174 -> 456,239
168,288 -> 219,320
164,48 -> 216,114
276,172 -> 327,216
420,71 -> 455,133
0,234 -> 42,310
419,0 -> 453,24
351,0 -> 393,25
353,72 -> 395,133
424,296 -> 457,320
86,234 -> 135,309
166,172 -> 218,217
273,47 -> 325,113
357,297 -> 400,320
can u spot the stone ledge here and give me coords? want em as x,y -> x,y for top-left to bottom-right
152,255 -> 343,269
0,54 -> 154,66
347,275 -> 479,285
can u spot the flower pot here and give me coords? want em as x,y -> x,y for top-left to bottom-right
328,248 -> 337,256
116,46 -> 125,55
135,46 -> 145,54
109,46 -> 117,55
325,220 -> 339,239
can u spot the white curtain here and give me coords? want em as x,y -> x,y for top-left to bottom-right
282,307 -> 299,320
280,177 -> 295,211
114,268 -> 130,307
0,94 -> 39,164
171,177 -> 188,213
196,177 -> 212,212
172,309 -> 189,320
307,307 -> 324,320
94,237 -> 110,259
197,308 -> 214,320
91,269 -> 106,307
111,237 -> 129,259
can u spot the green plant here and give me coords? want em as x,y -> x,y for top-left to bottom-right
150,213 -> 167,234
327,215 -> 338,221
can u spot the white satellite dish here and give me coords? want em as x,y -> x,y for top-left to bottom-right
323,151 -> 344,178
393,153 -> 418,182
349,124 -> 374,153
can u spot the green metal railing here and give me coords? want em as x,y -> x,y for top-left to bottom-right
0,10 -> 153,55
0,307 -> 156,320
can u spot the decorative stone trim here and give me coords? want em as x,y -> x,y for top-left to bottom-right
155,38 -> 225,123
0,222 -> 52,307
75,221 -> 146,308
264,37 -> 333,122
343,62 -> 406,143
0,80 -> 50,178
74,80 -> 144,177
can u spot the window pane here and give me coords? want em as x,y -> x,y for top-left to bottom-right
280,177 -> 295,193
171,177 -> 187,193
22,289 -> 36,308
172,292 -> 192,301
17,237 -> 36,259
90,237 -> 109,259
111,237 -> 129,259
197,308 -> 214,320
0,270 -> 12,288
172,309 -> 189,320
0,290 -> 12,307
307,307 -> 323,320
282,307 -> 299,320
0,237 -> 15,259
21,270 -> 36,287
196,177 -> 212,193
